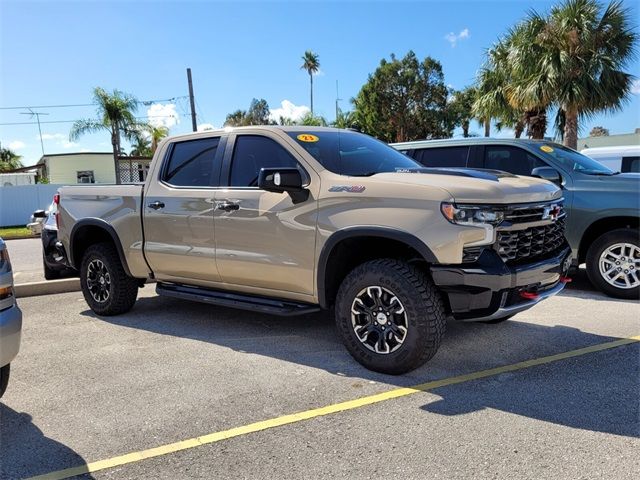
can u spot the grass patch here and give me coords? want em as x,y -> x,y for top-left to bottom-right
0,226 -> 35,239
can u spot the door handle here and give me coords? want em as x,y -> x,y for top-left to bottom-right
217,201 -> 240,212
147,201 -> 165,210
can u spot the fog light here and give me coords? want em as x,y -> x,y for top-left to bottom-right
0,286 -> 13,301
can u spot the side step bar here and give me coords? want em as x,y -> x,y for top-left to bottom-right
156,282 -> 321,317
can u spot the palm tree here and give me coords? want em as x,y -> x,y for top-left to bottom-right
0,147 -> 22,172
70,87 -> 147,184
130,136 -> 152,157
300,50 -> 320,114
149,126 -> 169,154
332,110 -> 356,129
535,0 -> 637,149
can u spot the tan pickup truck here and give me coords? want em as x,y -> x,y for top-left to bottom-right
55,127 -> 571,373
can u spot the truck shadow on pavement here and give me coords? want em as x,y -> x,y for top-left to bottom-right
0,404 -> 95,479
86,292 -> 639,439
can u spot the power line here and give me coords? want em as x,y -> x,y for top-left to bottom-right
0,96 -> 188,110
0,115 -> 188,126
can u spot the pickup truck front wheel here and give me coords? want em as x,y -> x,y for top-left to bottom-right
586,229 -> 640,299
335,259 -> 446,374
80,242 -> 139,316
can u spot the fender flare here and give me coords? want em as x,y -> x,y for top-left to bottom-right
69,218 -> 133,277
316,226 -> 437,308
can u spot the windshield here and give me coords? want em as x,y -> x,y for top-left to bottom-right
537,143 -> 615,175
287,130 -> 421,176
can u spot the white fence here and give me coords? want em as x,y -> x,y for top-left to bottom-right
0,184 -> 64,227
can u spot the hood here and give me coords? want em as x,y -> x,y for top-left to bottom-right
372,168 -> 562,204
573,171 -> 640,194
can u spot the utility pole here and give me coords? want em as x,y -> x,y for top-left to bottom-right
20,108 -> 48,156
335,80 -> 342,122
187,68 -> 197,132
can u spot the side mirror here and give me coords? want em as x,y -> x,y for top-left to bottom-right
258,168 -> 304,193
32,210 -> 47,219
531,166 -> 562,185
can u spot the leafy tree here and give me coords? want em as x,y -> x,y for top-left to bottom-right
70,87 -> 148,184
449,87 -> 478,138
589,126 -> 610,137
301,50 -> 320,114
224,98 -> 274,127
353,51 -> 452,142
0,147 -> 22,172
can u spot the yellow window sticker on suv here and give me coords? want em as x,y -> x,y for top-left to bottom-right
540,145 -> 554,153
297,134 -> 319,143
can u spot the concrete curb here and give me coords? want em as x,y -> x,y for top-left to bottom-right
15,278 -> 81,298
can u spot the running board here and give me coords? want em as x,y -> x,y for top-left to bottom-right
155,283 -> 321,316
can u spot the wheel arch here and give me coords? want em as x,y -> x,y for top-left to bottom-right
317,227 -> 437,309
578,216 -> 639,263
69,218 -> 133,277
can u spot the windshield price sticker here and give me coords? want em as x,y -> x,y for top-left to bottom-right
297,134 -> 319,143
540,145 -> 554,153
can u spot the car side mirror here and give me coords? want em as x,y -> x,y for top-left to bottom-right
531,166 -> 562,185
32,210 -> 47,219
258,168 -> 304,193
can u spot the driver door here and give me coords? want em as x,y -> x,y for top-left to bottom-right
213,132 -> 318,296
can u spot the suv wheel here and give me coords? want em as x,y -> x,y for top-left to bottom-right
586,229 -> 640,299
80,242 -> 139,316
0,364 -> 10,398
335,259 -> 446,374
43,252 -> 61,280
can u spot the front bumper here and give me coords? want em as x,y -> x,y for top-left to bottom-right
431,245 -> 572,321
0,305 -> 22,367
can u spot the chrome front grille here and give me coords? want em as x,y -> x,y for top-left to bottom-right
504,203 -> 564,224
496,216 -> 566,264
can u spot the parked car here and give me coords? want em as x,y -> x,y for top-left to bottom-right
0,238 -> 22,398
581,145 -> 640,173
38,198 -> 74,280
392,138 -> 640,299
52,127 -> 571,374
27,207 -> 48,236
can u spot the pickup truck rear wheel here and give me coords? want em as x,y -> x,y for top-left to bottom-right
80,242 -> 138,316
586,229 -> 640,299
0,364 -> 10,398
335,259 -> 446,374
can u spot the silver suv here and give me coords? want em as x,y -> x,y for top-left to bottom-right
0,238 -> 22,398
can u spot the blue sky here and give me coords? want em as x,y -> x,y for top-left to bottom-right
1,0 -> 639,166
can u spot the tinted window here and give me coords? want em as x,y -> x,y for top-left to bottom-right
622,156 -> 640,173
163,137 -> 219,186
538,144 -> 613,175
287,131 -> 420,175
230,135 -> 299,187
415,147 -> 469,168
484,146 -> 545,176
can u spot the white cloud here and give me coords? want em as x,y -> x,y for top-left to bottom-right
444,28 -> 470,47
62,141 -> 80,149
631,79 -> 640,95
269,100 -> 310,123
41,133 -> 66,141
197,123 -> 215,132
147,103 -> 180,129
8,140 -> 26,150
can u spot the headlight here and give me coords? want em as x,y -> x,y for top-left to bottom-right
441,203 -> 504,226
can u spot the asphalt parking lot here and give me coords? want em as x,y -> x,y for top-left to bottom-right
1,278 -> 639,480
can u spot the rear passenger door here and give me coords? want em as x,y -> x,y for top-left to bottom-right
143,135 -> 225,283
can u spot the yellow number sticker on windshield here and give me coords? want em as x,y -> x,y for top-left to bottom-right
297,134 -> 319,143
540,145 -> 554,153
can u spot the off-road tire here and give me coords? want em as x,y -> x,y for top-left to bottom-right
335,259 -> 446,374
0,364 -> 10,399
80,242 -> 139,316
586,229 -> 639,300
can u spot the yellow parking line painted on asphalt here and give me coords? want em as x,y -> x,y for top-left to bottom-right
29,335 -> 640,480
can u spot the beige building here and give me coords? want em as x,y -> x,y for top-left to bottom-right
38,153 -> 151,184
577,129 -> 640,151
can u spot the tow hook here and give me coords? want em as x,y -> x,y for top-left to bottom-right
560,276 -> 572,283
520,291 -> 540,300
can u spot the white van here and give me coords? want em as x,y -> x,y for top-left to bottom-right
580,145 -> 640,173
